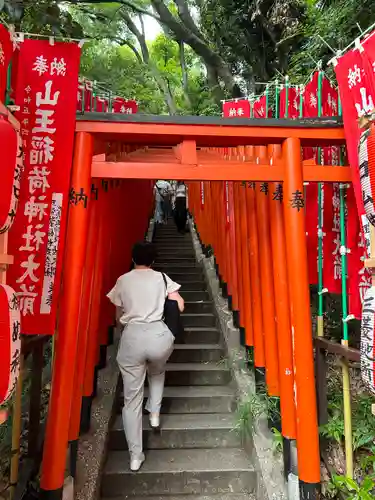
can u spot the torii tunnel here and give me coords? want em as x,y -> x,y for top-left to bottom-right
39,113 -> 349,500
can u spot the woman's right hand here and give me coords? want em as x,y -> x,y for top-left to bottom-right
168,291 -> 185,312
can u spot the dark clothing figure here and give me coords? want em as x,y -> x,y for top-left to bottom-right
174,196 -> 187,232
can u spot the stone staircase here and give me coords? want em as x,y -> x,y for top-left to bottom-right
101,222 -> 257,500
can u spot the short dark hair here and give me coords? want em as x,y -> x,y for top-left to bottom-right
132,242 -> 157,267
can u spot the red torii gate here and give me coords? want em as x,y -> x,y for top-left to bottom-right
39,113 -> 349,500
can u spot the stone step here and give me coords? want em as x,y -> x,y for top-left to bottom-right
117,386 -> 236,415
180,290 -> 210,301
184,301 -> 214,314
181,313 -> 216,328
102,494 -> 256,500
163,363 -> 230,386
154,265 -> 203,274
159,271 -> 204,281
154,258 -> 198,265
182,327 -> 221,344
170,344 -> 223,363
177,281 -> 207,291
101,448 -> 256,497
156,245 -> 195,251
109,413 -> 240,451
156,250 -> 196,257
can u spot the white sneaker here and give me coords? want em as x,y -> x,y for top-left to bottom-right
130,458 -> 144,472
149,413 -> 160,429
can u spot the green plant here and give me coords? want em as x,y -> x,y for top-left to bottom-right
331,474 -> 375,500
234,391 -> 281,438
271,427 -> 283,454
320,370 -> 375,453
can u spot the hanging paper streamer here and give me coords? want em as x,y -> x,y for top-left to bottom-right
222,99 -> 251,118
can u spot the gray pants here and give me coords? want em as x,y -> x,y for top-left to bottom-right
117,321 -> 174,461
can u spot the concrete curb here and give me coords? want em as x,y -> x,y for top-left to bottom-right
189,219 -> 287,500
75,334 -> 120,500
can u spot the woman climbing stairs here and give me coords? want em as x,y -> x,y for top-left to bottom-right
100,222 -> 257,500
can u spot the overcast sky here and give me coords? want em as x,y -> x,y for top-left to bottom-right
135,16 -> 162,41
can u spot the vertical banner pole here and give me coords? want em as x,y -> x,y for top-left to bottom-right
317,70 -> 324,337
338,91 -> 354,477
282,137 -> 320,500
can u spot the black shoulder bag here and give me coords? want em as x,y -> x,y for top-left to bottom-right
162,273 -> 183,341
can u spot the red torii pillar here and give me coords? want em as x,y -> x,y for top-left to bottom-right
282,137 -> 320,499
40,132 -> 93,500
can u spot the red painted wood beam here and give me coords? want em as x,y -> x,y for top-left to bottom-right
81,121 -> 346,147
91,160 -> 352,182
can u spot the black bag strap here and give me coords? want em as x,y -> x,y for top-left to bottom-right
161,272 -> 168,296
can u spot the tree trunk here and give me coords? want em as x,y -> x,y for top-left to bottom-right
120,10 -> 177,114
179,41 -> 192,109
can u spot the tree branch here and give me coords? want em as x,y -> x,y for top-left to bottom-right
120,39 -> 143,63
173,0 -> 202,40
179,40 -> 191,107
72,0 -> 162,22
119,8 -> 177,114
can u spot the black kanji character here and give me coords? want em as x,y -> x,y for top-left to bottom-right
69,187 -> 76,205
75,188 -> 88,208
290,190 -> 305,211
102,180 -> 109,192
273,184 -> 283,202
9,293 -> 19,311
260,182 -> 269,195
8,209 -> 16,222
11,349 -> 20,373
363,190 -> 374,208
91,184 -> 99,200
360,160 -> 369,181
12,321 -> 21,342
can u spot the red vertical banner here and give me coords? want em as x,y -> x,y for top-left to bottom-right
279,85 -> 300,119
222,100 -> 251,118
335,48 -> 375,217
347,187 -> 371,318
112,97 -> 138,114
323,183 -> 341,294
253,95 -> 271,118
94,95 -> 108,112
76,77 -> 84,112
84,80 -> 93,111
7,39 -> 81,335
305,182 -> 318,285
0,25 -> 13,102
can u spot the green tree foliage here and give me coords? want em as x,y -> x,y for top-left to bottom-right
1,0 -> 375,112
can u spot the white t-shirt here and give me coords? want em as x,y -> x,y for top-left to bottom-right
107,269 -> 180,325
